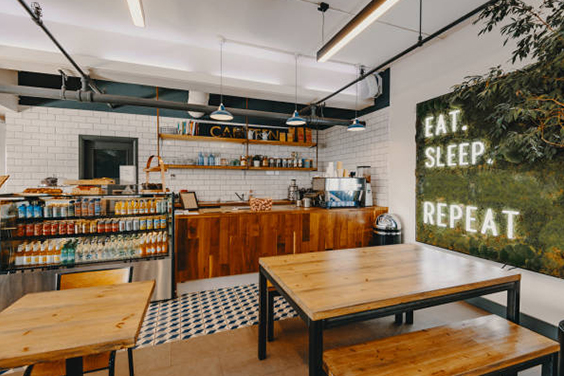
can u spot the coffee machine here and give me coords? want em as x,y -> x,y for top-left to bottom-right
312,177 -> 365,208
357,166 -> 373,207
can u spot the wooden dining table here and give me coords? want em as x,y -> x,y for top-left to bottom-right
0,280 -> 155,376
257,243 -> 521,376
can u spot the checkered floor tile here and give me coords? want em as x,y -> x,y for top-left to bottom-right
135,283 -> 297,348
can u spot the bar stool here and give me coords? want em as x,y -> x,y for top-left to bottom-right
24,267 -> 136,376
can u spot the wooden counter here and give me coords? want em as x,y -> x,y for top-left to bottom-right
175,206 -> 387,282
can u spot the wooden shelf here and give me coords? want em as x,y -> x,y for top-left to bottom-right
159,134 -> 247,144
159,134 -> 315,147
164,164 -> 316,172
165,164 -> 247,170
247,167 -> 317,171
247,139 -> 316,147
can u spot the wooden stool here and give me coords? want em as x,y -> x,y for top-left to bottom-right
323,315 -> 560,376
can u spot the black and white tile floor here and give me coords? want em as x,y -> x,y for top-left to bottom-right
135,283 -> 297,348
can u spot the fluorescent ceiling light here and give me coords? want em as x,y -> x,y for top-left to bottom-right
126,0 -> 145,28
317,0 -> 401,62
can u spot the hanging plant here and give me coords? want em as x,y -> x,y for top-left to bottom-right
451,0 -> 564,163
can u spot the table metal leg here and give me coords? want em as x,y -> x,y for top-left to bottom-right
541,353 -> 558,376
267,290 -> 275,342
394,313 -> 403,325
506,280 -> 521,324
406,310 -> 414,325
65,357 -> 83,376
309,320 -> 323,376
258,271 -> 267,360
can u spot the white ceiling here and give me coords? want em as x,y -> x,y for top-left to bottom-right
0,0 -> 489,110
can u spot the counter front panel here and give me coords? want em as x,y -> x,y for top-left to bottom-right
175,206 -> 387,282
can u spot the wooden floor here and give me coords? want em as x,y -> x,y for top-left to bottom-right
9,302 -> 540,376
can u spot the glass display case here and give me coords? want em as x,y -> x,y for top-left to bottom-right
0,193 -> 173,272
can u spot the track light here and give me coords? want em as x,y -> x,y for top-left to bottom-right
126,0 -> 145,28
317,0 -> 401,62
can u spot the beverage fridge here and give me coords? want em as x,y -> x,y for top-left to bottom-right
0,193 -> 175,311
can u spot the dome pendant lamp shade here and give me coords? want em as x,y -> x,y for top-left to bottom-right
287,110 -> 306,126
348,118 -> 365,131
287,54 -> 307,127
211,103 -> 233,121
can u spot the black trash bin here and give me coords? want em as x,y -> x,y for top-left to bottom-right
373,213 -> 402,246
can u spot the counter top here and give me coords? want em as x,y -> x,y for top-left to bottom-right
176,205 -> 386,218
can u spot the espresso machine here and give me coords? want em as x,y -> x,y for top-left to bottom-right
312,177 -> 366,208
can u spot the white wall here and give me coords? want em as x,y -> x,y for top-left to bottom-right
388,17 -> 564,325
3,106 -> 390,205
0,118 -> 6,179
3,107 -> 316,200
319,108 -> 389,207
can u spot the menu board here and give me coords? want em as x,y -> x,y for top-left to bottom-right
416,94 -> 564,279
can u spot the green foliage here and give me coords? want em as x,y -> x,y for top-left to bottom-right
452,0 -> 564,163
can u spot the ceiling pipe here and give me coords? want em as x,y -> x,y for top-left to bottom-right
300,0 -> 497,115
16,0 -> 111,106
0,84 -> 355,127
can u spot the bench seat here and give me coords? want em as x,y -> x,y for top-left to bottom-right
323,315 -> 560,376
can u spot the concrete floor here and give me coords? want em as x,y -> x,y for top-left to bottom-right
9,274 -> 541,375
109,301 -> 539,376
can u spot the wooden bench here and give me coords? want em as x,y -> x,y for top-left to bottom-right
323,315 -> 560,376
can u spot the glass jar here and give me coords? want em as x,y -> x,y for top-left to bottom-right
262,156 -> 269,167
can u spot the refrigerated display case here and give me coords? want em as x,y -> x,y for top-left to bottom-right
0,193 -> 175,310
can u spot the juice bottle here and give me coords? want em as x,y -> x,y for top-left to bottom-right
15,244 -> 24,266
115,201 -> 122,216
32,241 -> 41,265
126,200 -> 133,215
24,242 -> 32,266
132,200 -> 139,215
75,199 -> 82,217
61,241 -> 68,265
54,241 -> 62,265
162,232 -> 168,254
88,199 -> 95,217
149,199 -> 156,214
139,200 -> 146,215
156,232 -> 162,254
81,199 -> 89,217
40,241 -> 48,265
47,241 -> 54,265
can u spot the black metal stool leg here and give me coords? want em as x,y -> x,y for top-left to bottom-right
406,310 -> 414,325
267,290 -> 275,342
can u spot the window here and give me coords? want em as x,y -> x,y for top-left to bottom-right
79,135 -> 138,183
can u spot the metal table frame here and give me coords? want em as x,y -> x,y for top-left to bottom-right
258,264 -> 522,376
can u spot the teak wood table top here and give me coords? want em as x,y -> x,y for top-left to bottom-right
259,244 -> 521,321
0,280 -> 155,370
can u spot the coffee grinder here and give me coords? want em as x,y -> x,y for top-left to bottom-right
357,166 -> 373,207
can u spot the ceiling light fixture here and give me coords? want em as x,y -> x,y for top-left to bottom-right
348,66 -> 365,132
126,0 -> 145,28
287,54 -> 306,126
317,0 -> 402,62
211,39 -> 233,121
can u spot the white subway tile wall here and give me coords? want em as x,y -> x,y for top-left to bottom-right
3,106 -> 388,205
318,109 -> 389,207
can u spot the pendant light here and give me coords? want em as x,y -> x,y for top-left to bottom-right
287,54 -> 306,126
348,67 -> 365,131
211,39 -> 233,121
